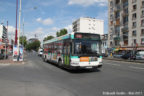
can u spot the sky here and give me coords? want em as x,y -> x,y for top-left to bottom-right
0,0 -> 108,41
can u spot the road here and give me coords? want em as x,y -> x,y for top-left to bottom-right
0,52 -> 144,96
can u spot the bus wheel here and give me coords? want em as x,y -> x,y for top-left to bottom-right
58,60 -> 62,67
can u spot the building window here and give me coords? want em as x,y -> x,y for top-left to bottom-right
142,1 -> 144,8
142,10 -> 144,18
132,13 -> 137,20
115,11 -> 120,19
132,30 -> 136,36
110,41 -> 113,46
110,8 -> 113,12
132,5 -> 137,11
132,22 -> 136,28
141,20 -> 144,27
110,1 -> 113,7
133,39 -> 137,44
123,16 -> 128,24
110,14 -> 113,21
123,0 -> 128,8
141,38 -> 144,45
141,29 -> 144,36
115,0 -> 120,5
115,26 -> 120,33
132,0 -> 136,3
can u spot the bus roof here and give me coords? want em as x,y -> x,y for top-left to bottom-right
43,32 -> 100,44
43,33 -> 73,44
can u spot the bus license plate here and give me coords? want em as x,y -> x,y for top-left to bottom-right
86,67 -> 92,69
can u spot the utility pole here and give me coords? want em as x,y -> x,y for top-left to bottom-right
22,18 -> 24,47
17,0 -> 22,61
15,0 -> 18,45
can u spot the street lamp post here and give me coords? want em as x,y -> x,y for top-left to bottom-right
17,0 -> 22,61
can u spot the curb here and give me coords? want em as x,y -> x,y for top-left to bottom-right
103,58 -> 144,64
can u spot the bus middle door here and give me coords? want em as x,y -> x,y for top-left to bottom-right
63,43 -> 70,66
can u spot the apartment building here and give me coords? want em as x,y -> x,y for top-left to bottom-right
0,24 -> 8,43
72,17 -> 104,35
0,24 -> 8,55
108,0 -> 144,50
101,34 -> 108,54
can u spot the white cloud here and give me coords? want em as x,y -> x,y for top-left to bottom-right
6,25 -> 15,41
8,25 -> 15,34
51,27 -> 59,32
26,27 -> 57,42
68,0 -> 108,7
33,27 -> 44,35
36,18 -> 54,25
64,25 -> 72,33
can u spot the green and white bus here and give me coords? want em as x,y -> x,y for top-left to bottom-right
43,32 -> 102,70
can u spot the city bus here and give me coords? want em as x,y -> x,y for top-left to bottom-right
43,32 -> 102,70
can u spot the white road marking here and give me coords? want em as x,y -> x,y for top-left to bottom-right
106,63 -> 121,66
0,64 -> 10,66
129,66 -> 144,70
104,60 -> 144,65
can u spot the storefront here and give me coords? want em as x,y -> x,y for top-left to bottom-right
113,46 -> 144,55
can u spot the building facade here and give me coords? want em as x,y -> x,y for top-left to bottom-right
101,34 -> 108,54
0,24 -> 8,55
108,0 -> 144,50
72,17 -> 104,35
0,25 -> 8,43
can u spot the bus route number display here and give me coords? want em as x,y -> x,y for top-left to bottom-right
74,33 -> 100,40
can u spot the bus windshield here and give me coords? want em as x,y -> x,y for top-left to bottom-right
74,40 -> 100,56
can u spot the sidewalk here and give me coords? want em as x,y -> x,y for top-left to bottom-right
103,57 -> 144,64
0,55 -> 24,64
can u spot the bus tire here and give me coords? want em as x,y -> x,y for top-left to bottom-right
58,59 -> 62,67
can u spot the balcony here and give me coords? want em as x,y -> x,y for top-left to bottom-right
123,1 -> 128,9
121,25 -> 129,32
114,4 -> 121,11
114,36 -> 120,41
123,40 -> 128,46
141,14 -> 144,18
132,17 -> 136,20
141,23 -> 144,27
141,5 -> 144,8
115,19 -> 120,26
122,10 -> 128,16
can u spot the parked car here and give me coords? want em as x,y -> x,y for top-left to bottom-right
113,53 -> 124,58
0,54 -> 4,59
135,51 -> 144,60
121,52 -> 131,59
121,52 -> 136,60
0,54 -> 8,59
102,53 -> 108,57
38,49 -> 43,56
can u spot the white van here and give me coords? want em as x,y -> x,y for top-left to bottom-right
136,51 -> 144,60
38,49 -> 43,56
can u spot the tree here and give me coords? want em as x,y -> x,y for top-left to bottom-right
56,31 -> 60,37
20,36 -> 27,47
43,35 -> 54,41
56,29 -> 68,37
26,40 -> 40,51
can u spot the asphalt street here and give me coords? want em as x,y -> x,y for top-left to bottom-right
0,52 -> 144,96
